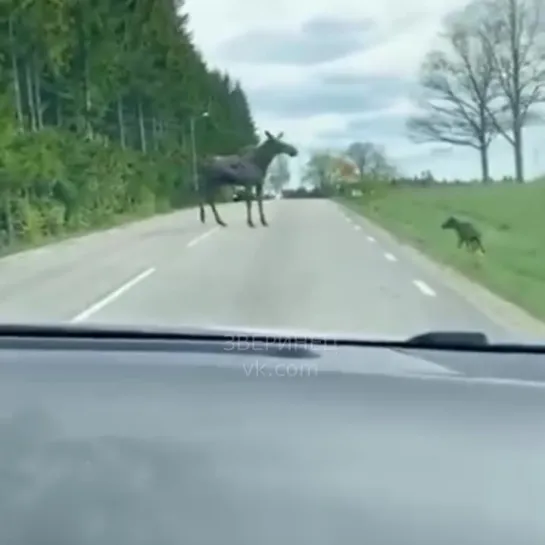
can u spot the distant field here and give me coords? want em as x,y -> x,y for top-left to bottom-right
343,182 -> 545,322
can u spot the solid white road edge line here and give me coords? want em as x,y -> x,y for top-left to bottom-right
71,267 -> 156,322
413,279 -> 436,297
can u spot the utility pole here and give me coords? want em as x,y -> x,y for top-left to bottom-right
189,110 -> 209,193
189,116 -> 198,192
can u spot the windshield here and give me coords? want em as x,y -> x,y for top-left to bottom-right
0,0 -> 544,345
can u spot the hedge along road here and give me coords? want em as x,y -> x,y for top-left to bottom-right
0,198 -> 538,343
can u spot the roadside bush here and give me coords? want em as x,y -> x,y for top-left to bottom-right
0,124 -> 200,249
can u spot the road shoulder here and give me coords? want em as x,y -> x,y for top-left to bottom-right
337,200 -> 545,339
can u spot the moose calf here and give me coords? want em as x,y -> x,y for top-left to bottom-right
441,216 -> 485,254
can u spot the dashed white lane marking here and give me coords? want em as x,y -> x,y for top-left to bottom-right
354,225 -> 361,231
71,267 -> 156,322
187,227 -> 219,247
384,252 -> 397,262
366,235 -> 375,242
413,279 -> 436,297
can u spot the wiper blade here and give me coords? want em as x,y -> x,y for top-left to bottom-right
0,325 -> 486,347
0,323 -> 319,358
0,324 -> 542,354
406,331 -> 488,347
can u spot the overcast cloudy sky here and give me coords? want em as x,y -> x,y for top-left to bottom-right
184,0 -> 544,182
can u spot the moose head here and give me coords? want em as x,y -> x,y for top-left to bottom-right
264,130 -> 298,157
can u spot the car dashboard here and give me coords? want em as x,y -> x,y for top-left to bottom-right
0,325 -> 544,545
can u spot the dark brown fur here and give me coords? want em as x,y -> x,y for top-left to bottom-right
441,216 -> 485,253
197,131 -> 297,228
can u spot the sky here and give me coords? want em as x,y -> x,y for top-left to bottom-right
183,0 -> 545,184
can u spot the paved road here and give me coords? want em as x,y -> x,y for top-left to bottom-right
0,199 -> 533,342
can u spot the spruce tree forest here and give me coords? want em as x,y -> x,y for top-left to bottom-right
0,0 -> 257,250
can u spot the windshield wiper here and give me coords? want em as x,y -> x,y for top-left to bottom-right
406,331 -> 488,347
0,324 -> 487,343
0,324 -> 541,354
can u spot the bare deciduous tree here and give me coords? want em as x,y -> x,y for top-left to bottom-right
478,0 -> 545,182
346,141 -> 393,180
407,5 -> 499,182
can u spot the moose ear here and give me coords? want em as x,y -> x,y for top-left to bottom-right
264,131 -> 273,139
276,132 -> 284,139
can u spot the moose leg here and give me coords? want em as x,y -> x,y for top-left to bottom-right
457,235 -> 463,249
256,184 -> 268,226
210,202 -> 227,226
207,187 -> 227,227
245,187 -> 254,227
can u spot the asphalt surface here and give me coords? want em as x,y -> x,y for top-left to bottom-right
0,199 -> 532,342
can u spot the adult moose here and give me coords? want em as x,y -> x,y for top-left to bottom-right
197,131 -> 298,227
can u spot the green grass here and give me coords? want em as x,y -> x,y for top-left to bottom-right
342,183 -> 545,322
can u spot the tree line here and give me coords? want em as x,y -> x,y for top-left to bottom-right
407,0 -> 544,183
302,141 -> 398,194
301,140 -> 516,196
0,0 -> 257,248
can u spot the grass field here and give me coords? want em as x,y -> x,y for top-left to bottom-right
343,182 -> 545,322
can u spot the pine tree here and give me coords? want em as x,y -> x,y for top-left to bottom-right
0,0 -> 257,244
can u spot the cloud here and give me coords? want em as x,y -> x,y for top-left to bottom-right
247,75 -> 410,118
216,16 -> 376,66
349,97 -> 422,125
183,0 -> 542,179
252,113 -> 348,155
320,74 -> 373,86
317,116 -> 407,144
318,16 -> 443,78
315,120 -> 430,161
